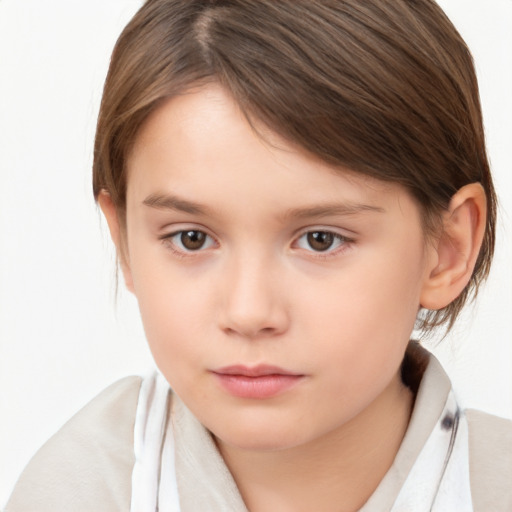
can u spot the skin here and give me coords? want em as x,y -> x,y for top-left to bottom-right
100,84 -> 487,512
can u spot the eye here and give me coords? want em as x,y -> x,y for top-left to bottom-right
296,230 -> 348,252
165,230 -> 215,252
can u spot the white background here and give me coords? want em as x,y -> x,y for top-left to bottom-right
0,0 -> 511,506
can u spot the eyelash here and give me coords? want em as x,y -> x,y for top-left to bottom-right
293,230 -> 353,258
159,228 -> 354,258
160,229 -> 217,257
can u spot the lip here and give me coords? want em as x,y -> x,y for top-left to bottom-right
212,365 -> 304,399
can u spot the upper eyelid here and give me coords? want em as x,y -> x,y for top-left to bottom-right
294,231 -> 351,246
159,224 -> 216,238
293,225 -> 356,240
159,227 -> 216,242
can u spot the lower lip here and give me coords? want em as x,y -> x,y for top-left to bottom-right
213,373 -> 303,399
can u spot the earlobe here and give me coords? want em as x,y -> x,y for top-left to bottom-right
420,183 -> 487,310
97,191 -> 135,293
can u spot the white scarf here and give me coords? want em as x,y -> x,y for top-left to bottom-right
130,372 -> 473,512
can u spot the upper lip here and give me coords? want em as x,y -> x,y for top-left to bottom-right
213,364 -> 301,377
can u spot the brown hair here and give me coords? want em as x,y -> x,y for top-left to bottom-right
93,0 -> 497,333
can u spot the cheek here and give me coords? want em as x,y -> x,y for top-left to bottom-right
297,241 -> 425,380
302,251 -> 422,338
127,248 -> 215,372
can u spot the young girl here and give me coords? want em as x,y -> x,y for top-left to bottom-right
5,1 -> 511,510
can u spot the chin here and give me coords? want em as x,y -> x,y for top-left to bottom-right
211,421 -> 310,453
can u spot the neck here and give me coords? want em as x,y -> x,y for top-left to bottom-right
216,372 -> 413,512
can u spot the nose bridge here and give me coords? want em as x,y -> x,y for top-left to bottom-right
220,247 -> 288,338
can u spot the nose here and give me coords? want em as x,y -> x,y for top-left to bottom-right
218,254 -> 290,339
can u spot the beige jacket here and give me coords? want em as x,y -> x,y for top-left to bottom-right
5,351 -> 512,511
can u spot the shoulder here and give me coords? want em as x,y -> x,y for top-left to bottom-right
5,376 -> 142,512
465,408 -> 512,511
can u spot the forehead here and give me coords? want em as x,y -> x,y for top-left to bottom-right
126,85 -> 418,222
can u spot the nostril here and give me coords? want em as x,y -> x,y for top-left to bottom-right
223,323 -> 276,339
220,312 -> 288,339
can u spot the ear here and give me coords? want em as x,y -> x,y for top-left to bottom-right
420,183 -> 487,310
97,191 -> 135,293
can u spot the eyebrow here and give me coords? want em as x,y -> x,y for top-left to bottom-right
282,203 -> 385,220
143,193 -> 213,216
142,192 -> 385,219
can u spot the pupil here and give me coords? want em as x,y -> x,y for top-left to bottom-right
181,230 -> 206,250
308,231 -> 334,251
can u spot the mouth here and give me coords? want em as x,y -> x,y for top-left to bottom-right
211,365 -> 304,399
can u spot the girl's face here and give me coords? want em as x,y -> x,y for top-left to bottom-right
121,84 -> 435,451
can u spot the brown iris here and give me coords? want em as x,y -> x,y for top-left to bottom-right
307,231 -> 335,251
180,230 -> 207,250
